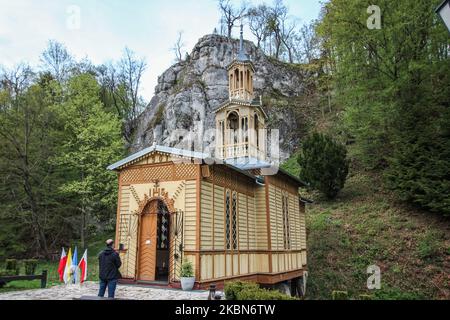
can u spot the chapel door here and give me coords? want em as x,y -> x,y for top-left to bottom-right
138,201 -> 158,281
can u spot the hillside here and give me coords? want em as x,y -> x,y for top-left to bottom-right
282,150 -> 450,300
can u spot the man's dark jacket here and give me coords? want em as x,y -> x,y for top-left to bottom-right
98,246 -> 122,281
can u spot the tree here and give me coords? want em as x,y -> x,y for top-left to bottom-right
247,4 -> 270,49
298,133 -> 349,199
0,65 -> 66,258
52,73 -> 124,248
266,0 -> 288,60
172,31 -> 186,62
40,40 -> 74,82
218,0 -> 248,39
99,48 -> 147,144
317,0 -> 450,214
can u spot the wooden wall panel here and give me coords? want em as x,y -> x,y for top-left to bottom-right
300,203 -> 307,251
238,194 -> 248,251
255,186 -> 268,250
240,254 -> 249,274
226,254 -> 232,277
184,180 -> 197,250
247,195 -> 257,250
201,255 -> 213,280
289,194 -> 300,251
213,185 -> 225,250
214,254 -> 225,278
200,181 -> 213,250
233,254 -> 239,276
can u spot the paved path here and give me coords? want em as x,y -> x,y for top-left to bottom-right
0,282 -> 212,300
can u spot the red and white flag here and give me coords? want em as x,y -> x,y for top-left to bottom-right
57,248 -> 67,282
78,249 -> 88,283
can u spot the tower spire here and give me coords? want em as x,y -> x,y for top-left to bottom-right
237,24 -> 249,61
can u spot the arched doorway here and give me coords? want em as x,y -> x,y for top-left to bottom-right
138,199 -> 171,282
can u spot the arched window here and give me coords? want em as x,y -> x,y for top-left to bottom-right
225,189 -> 238,251
225,190 -> 231,250
227,111 -> 239,144
231,191 -> 238,250
241,117 -> 248,144
254,114 -> 259,148
282,194 -> 291,250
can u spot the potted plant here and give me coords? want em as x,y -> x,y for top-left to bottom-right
180,261 -> 195,291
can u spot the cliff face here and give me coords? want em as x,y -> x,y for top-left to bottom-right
131,34 -> 309,159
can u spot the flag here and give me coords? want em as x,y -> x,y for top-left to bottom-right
78,249 -> 88,284
57,248 -> 67,282
63,247 -> 72,284
72,246 -> 78,284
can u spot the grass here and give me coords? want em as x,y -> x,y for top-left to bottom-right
0,232 -> 113,293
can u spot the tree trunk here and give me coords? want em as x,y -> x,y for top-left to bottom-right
23,171 -> 49,258
80,207 -> 85,249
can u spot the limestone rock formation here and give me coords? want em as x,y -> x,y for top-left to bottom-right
132,34 -> 309,160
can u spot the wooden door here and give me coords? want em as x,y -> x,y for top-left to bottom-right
138,201 -> 157,281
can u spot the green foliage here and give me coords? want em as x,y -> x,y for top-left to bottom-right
298,132 -> 349,199
0,268 -> 17,277
280,152 -> 301,177
317,0 -> 450,214
23,259 -> 38,275
5,259 -> 19,275
373,288 -> 425,300
331,290 -> 348,300
180,261 -> 194,278
417,231 -> 442,260
224,280 -> 295,300
224,280 -> 260,300
236,287 -> 297,300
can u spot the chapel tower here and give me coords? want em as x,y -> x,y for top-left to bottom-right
215,25 -> 267,164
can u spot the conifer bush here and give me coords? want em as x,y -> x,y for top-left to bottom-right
297,133 -> 349,199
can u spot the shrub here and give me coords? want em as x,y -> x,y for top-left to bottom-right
0,268 -> 17,276
236,287 -> 297,300
298,132 -> 349,199
180,261 -> 194,278
5,259 -> 20,275
224,280 -> 260,300
331,290 -> 348,300
24,259 -> 38,275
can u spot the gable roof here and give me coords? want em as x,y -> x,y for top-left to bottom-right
106,145 -> 209,171
107,145 -> 307,187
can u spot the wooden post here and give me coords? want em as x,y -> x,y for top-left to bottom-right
41,270 -> 47,288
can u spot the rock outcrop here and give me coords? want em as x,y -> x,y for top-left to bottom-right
131,34 -> 309,160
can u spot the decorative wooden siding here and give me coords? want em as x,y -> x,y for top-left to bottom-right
300,202 -> 307,265
247,195 -> 257,250
200,181 -> 213,250
289,194 -> 300,250
238,193 -> 248,251
267,182 -> 306,273
116,186 -> 140,278
213,185 -> 225,250
254,186 -> 268,250
184,180 -> 197,250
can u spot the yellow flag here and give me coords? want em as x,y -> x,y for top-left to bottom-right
63,247 -> 72,284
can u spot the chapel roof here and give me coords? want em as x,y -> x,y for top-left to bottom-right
106,144 -> 307,187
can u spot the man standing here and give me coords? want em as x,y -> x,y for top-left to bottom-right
98,239 -> 122,299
